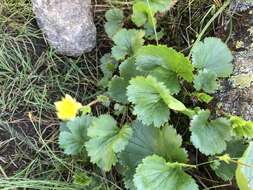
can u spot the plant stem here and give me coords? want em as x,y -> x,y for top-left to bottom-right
189,0 -> 231,56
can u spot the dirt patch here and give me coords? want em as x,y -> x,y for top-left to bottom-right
0,115 -> 58,177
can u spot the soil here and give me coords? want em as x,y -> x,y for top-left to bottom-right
0,116 -> 54,176
0,1 -> 110,178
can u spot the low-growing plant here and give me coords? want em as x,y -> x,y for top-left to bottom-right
55,1 -> 253,189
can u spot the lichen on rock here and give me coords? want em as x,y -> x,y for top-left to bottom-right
216,51 -> 253,120
231,73 -> 253,88
215,4 -> 253,120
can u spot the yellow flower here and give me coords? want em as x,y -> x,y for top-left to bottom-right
54,94 -> 82,120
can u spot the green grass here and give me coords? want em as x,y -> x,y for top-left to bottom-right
0,0 -> 103,120
0,0 -> 236,189
0,0 -> 106,188
0,0 -> 130,188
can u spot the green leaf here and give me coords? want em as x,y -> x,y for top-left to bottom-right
104,8 -> 124,38
135,0 -> 174,12
81,105 -> 92,115
99,53 -> 118,86
108,57 -> 143,104
112,29 -> 145,60
210,140 -> 247,181
192,92 -> 213,104
192,37 -> 233,77
120,121 -> 188,188
133,155 -> 199,190
193,69 -> 219,93
108,77 -> 129,104
144,24 -> 164,40
132,2 -> 156,27
230,115 -> 253,139
150,67 -> 181,94
192,37 -> 233,93
59,116 -> 93,156
119,57 -> 143,80
114,103 -> 128,116
135,45 -> 194,82
127,76 -> 186,127
236,142 -> 253,190
97,95 -> 110,105
190,110 -> 232,155
133,45 -> 182,94
85,115 -> 132,171
109,57 -> 143,104
100,53 -> 117,78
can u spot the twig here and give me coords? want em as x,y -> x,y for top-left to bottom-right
0,165 -> 8,178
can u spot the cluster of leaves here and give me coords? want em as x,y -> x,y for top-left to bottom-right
57,1 -> 253,190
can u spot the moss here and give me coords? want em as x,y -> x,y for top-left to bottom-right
231,74 -> 253,88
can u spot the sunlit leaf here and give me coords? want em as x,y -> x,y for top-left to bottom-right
104,8 -> 124,38
236,142 -> 253,190
59,116 -> 93,156
120,121 -> 188,188
190,110 -> 232,155
127,76 -> 186,127
133,155 -> 199,190
112,29 -> 145,60
86,115 -> 132,171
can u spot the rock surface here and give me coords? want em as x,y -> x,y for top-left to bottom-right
215,4 -> 253,120
32,0 -> 96,56
216,51 -> 253,120
231,0 -> 253,12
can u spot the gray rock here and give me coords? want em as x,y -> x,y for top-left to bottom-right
231,0 -> 253,12
32,0 -> 96,56
216,51 -> 253,120
215,7 -> 253,120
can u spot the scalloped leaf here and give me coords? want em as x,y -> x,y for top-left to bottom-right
192,37 -> 233,93
112,29 -> 145,60
120,121 -> 188,166
127,76 -> 186,127
85,115 -> 132,171
135,45 -> 194,82
144,24 -> 165,40
192,37 -> 233,77
132,2 -> 156,27
236,142 -> 253,190
104,8 -> 124,38
100,54 -> 117,78
119,57 -> 143,80
59,116 -> 93,156
193,69 -> 219,93
192,92 -> 213,104
120,121 -> 188,189
108,77 -> 129,104
135,0 -> 174,12
230,115 -> 253,139
133,155 -> 199,190
190,110 -> 232,155
109,57 -> 142,104
210,140 -> 247,181
99,53 -> 118,86
150,67 -> 181,94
